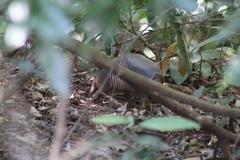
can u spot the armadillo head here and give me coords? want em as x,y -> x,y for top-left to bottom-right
90,69 -> 110,95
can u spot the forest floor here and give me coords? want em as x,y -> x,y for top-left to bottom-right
2,62 -> 235,160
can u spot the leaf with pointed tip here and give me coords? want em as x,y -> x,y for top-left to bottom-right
140,116 -> 200,132
170,59 -> 188,84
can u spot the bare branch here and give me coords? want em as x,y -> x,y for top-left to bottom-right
49,98 -> 68,160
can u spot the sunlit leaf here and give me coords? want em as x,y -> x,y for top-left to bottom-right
220,47 -> 237,57
144,47 -> 155,60
134,8 -> 147,22
140,116 -> 200,132
91,115 -> 134,126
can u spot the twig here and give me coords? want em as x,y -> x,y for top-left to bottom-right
129,9 -> 156,54
49,97 -> 68,160
119,7 -> 173,55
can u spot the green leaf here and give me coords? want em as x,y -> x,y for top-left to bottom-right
200,49 -> 222,60
192,34 -> 225,54
139,116 -> 200,132
91,115 -> 134,126
167,11 -> 191,76
134,8 -> 147,22
169,59 -> 188,85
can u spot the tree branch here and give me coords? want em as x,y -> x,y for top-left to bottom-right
63,39 -> 240,119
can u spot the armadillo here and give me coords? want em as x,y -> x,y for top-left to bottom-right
90,53 -> 162,95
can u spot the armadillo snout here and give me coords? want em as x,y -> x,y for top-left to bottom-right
89,69 -> 110,95
89,79 -> 98,95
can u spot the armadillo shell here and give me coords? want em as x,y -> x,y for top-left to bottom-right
90,53 -> 162,95
114,53 -> 161,79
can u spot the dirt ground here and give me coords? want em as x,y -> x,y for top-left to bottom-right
1,62 -> 227,159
